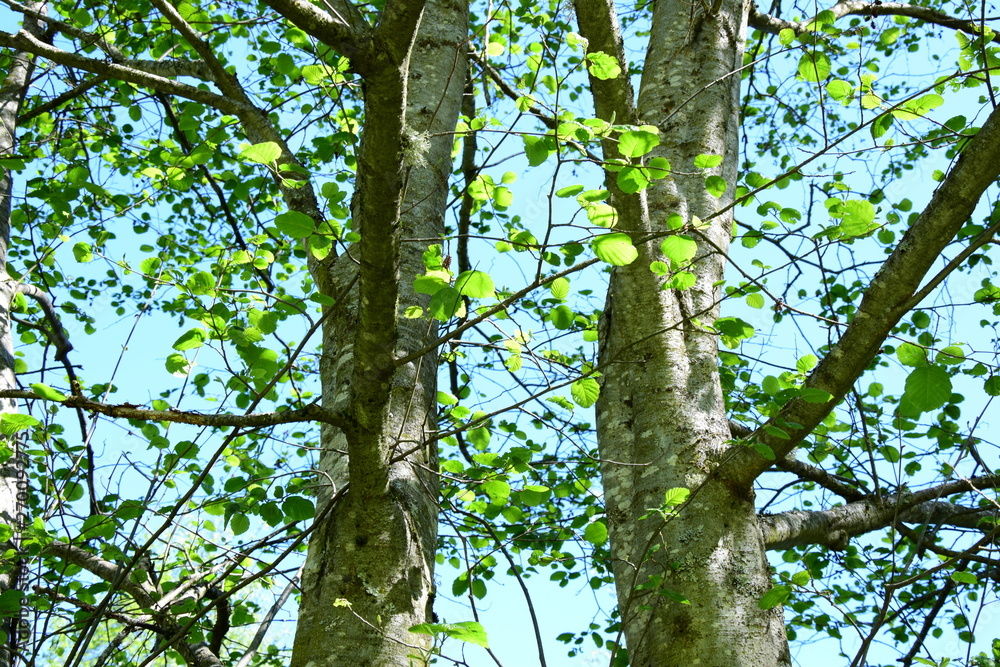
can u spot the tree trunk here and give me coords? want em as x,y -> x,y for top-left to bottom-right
579,0 -> 792,663
0,5 -> 45,665
291,0 -> 468,663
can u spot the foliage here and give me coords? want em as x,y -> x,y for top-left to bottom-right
0,0 -> 999,664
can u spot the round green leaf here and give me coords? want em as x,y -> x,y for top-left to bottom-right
275,211 -> 317,238
660,235 -> 697,267
584,520 -> 608,545
428,287 -> 464,321
618,130 -> 660,158
826,79 -> 854,101
592,233 -> 638,266
549,304 -> 575,329
896,342 -> 927,367
282,496 -> 315,522
571,377 -> 600,408
902,365 -> 952,413
798,51 -> 831,82
549,277 -> 570,300
455,270 -> 496,298
239,141 -> 282,164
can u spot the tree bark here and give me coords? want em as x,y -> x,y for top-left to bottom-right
577,0 -> 791,663
291,0 -> 468,663
0,4 -> 46,665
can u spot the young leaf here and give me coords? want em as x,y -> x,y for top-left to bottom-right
238,141 -> 282,164
30,383 -> 67,402
592,233 -> 638,266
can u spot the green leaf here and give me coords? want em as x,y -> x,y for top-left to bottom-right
799,388 -> 833,404
694,154 -> 723,169
892,94 -> 944,121
186,271 -> 216,296
778,28 -> 795,45
455,270 -> 495,298
274,211 -> 316,238
879,445 -> 900,463
839,199 -> 875,237
762,375 -> 781,396
414,273 -> 450,296
282,496 -> 315,522
796,354 -> 818,373
30,383 -> 67,401
518,485 -> 551,506
758,585 -> 791,609
0,414 -> 39,435
140,257 -> 162,275
586,52 -> 621,79
704,175 -> 727,197
896,342 -> 927,367
556,184 -> 584,198
549,277 -> 570,299
745,293 -> 764,309
647,156 -> 670,178
797,51 -> 831,82
592,233 -> 638,266
584,521 -> 608,545
660,235 -> 697,267
172,328 -> 207,351
238,141 -> 282,164
549,304 -> 575,329
428,287 -> 464,321
902,365 -> 952,413
871,113 -> 893,140
229,512 -> 250,535
586,203 -> 618,228
826,79 -> 854,101
165,353 -> 192,377
0,590 -> 24,614
617,166 -> 651,194
951,571 -> 978,585
662,487 -> 690,507
522,134 -> 555,166
73,242 -> 94,263
482,480 -> 511,505
936,345 -> 965,365
618,130 -> 660,158
571,377 -> 600,408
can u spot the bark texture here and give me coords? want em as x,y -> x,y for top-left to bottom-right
291,0 -> 468,662
577,0 -> 790,663
0,5 -> 46,664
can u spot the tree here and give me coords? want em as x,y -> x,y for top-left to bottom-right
1,0 -> 999,663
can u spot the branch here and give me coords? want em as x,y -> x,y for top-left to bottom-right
760,475 -> 1000,550
773,455 -> 867,502
748,0 -> 1000,43
43,541 -> 157,609
0,390 -> 342,427
15,283 -> 71,361
726,100 -> 1000,483
17,74 -> 107,123
0,29 -> 249,115
260,0 -> 371,60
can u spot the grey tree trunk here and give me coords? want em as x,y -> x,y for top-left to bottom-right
575,0 -> 791,663
291,0 -> 468,663
0,5 -> 45,665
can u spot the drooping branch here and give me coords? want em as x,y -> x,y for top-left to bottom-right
749,0 -> 1000,43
